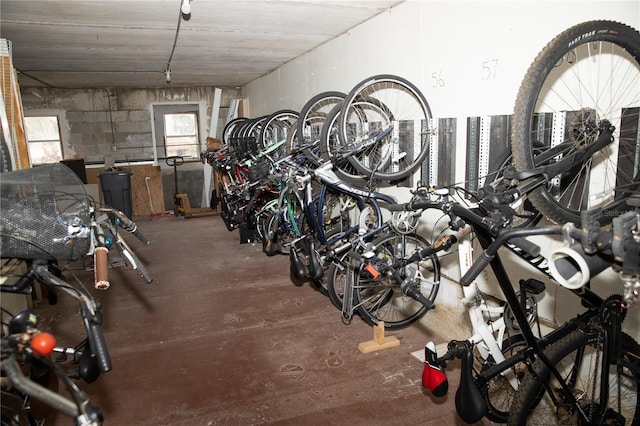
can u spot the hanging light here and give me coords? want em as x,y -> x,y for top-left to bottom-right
165,68 -> 171,83
181,0 -> 191,17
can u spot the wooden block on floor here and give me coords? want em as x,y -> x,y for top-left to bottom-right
358,321 -> 400,353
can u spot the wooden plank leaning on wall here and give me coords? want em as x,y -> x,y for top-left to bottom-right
1,53 -> 29,169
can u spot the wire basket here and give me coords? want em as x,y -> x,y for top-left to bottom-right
0,164 -> 92,261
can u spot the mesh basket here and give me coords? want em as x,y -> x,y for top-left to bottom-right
249,161 -> 270,182
0,164 -> 92,261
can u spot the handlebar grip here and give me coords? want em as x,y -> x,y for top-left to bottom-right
389,203 -> 407,211
89,320 -> 112,373
389,199 -> 434,212
460,251 -> 494,287
507,237 -> 541,257
131,228 -> 150,245
80,303 -> 112,373
94,246 -> 110,290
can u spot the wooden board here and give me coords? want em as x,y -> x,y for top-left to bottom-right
86,165 -> 165,217
129,165 -> 164,217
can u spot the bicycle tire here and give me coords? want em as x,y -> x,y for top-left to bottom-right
338,74 -> 433,182
511,20 -> 640,225
222,117 -> 247,145
258,109 -> 299,158
478,333 -> 528,423
507,329 -> 640,425
265,185 -> 305,256
320,102 -> 369,185
297,91 -> 347,165
326,248 -> 352,310
353,232 -> 440,330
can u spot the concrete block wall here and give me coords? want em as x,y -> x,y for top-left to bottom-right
20,86 -> 241,209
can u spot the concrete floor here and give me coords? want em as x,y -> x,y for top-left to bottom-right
36,214 -> 490,426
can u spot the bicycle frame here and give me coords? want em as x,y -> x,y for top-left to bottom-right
310,163 -> 394,241
450,211 -> 630,423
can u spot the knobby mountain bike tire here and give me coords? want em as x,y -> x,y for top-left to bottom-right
511,20 -> 640,225
338,74 -> 433,183
479,334 -> 529,423
507,328 -> 640,425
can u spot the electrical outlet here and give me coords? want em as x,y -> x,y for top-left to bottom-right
111,145 -> 117,152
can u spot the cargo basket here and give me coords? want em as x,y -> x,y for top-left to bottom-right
0,164 -> 92,261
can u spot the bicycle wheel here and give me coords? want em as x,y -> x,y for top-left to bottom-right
326,248 -> 352,310
508,329 -> 640,425
222,117 -> 247,145
297,91 -> 346,164
320,103 -> 369,185
479,334 -> 529,423
338,74 -> 433,182
353,232 -> 440,330
259,109 -> 299,158
264,185 -> 305,256
511,20 -> 640,225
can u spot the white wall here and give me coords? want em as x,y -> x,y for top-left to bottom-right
244,0 -> 638,117
242,1 -> 640,337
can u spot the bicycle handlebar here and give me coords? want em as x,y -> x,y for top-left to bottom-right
99,208 -> 149,245
32,264 -> 112,373
389,190 -> 637,294
2,343 -> 103,425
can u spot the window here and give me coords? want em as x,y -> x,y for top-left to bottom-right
163,112 -> 200,159
24,116 -> 63,165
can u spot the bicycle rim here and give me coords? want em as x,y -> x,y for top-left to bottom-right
338,74 -> 433,182
353,232 -> 440,330
259,109 -> 299,159
320,103 -> 369,184
511,20 -> 640,225
508,329 -> 640,425
297,91 -> 346,164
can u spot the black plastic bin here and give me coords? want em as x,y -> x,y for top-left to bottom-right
99,169 -> 133,218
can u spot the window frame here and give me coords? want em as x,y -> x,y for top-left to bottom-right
152,103 -> 205,164
24,115 -> 64,166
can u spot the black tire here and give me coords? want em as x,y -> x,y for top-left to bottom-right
507,329 -> 640,425
258,109 -> 298,159
222,117 -> 247,145
319,102 -> 369,185
338,74 -> 433,182
296,91 -> 346,165
265,186 -> 305,256
511,20 -> 640,225
478,334 -> 529,423
353,232 -> 440,330
326,248 -> 352,310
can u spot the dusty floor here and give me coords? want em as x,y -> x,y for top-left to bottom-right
35,214 -> 490,426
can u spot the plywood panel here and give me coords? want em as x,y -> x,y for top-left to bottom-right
87,165 -> 165,217
130,165 -> 164,217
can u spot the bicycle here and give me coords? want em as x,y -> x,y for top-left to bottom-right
2,308 -> 104,425
509,20 -> 640,226
399,188 -> 640,424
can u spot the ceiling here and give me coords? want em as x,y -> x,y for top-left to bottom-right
0,0 -> 404,90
